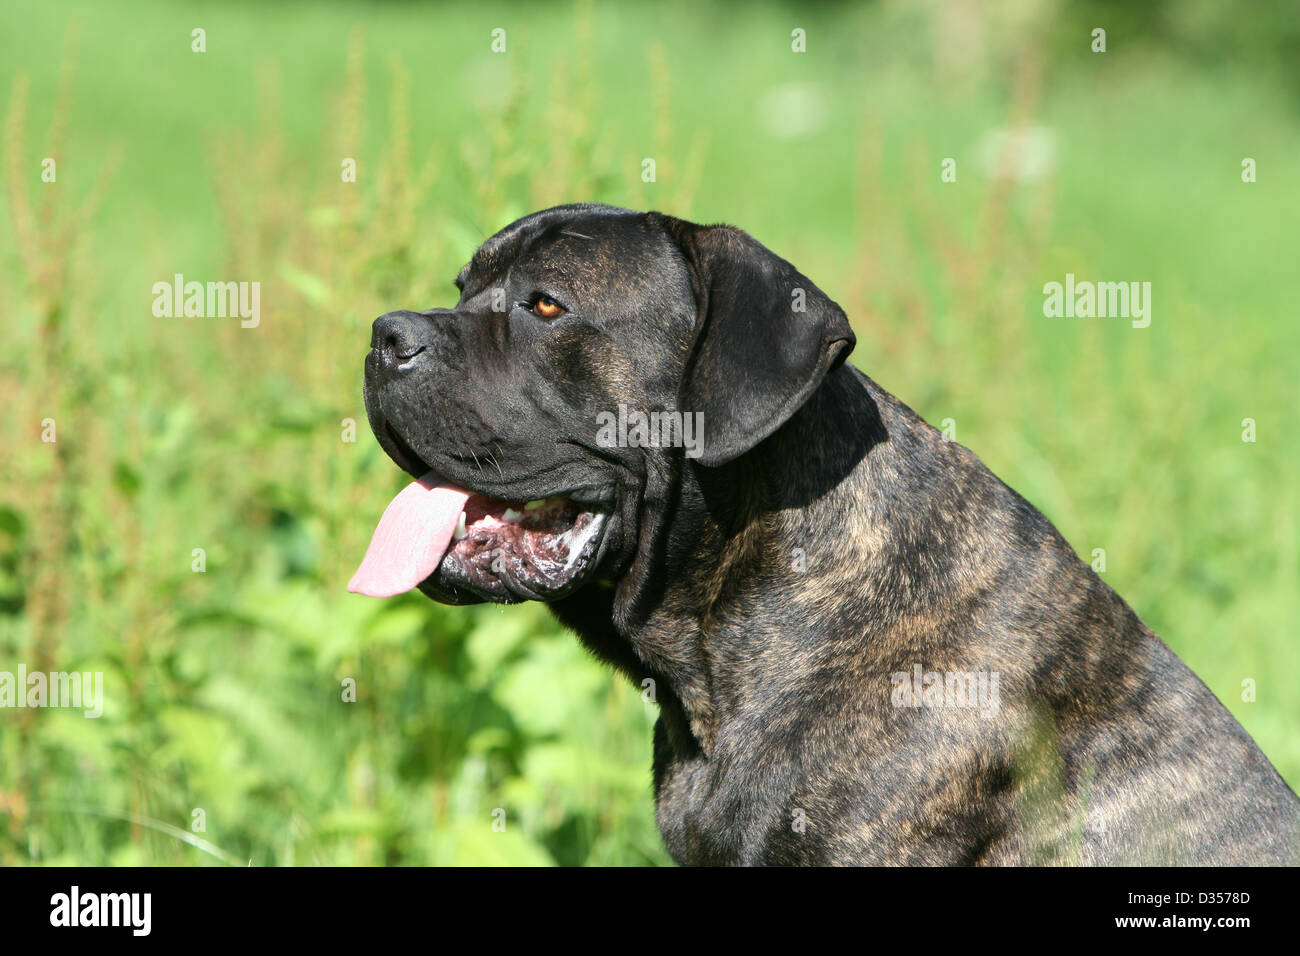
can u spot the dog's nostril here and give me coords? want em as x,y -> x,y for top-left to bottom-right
372,312 -> 428,367
387,340 -> 425,361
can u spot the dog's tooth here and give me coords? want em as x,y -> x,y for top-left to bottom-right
503,508 -> 523,522
524,499 -> 546,511
453,513 -> 467,540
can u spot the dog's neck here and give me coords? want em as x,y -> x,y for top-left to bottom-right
554,366 -> 890,757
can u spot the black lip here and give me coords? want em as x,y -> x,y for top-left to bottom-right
378,419 -> 432,480
421,510 -> 617,605
376,417 -> 617,509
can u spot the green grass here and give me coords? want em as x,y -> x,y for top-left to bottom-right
1,0 -> 1297,865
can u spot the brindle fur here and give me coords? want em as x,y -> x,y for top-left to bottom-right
363,203 -> 1300,865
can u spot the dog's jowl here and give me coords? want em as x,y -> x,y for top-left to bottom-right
349,203 -> 1300,865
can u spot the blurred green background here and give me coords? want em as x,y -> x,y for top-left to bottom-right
1,0 -> 1297,865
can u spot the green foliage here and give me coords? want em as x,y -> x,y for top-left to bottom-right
0,0 -> 1296,865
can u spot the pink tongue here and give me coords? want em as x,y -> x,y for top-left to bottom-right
348,472 -> 470,598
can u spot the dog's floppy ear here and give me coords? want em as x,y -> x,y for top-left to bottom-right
665,217 -> 856,467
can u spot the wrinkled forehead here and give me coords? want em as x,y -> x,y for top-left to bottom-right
457,211 -> 677,301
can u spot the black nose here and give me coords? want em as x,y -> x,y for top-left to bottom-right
371,311 -> 428,367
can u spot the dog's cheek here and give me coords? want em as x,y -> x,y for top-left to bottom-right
541,325 -> 640,417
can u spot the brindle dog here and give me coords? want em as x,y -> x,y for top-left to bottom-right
352,203 -> 1300,865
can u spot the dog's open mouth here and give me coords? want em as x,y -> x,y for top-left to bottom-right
436,489 -> 609,600
348,469 -> 610,601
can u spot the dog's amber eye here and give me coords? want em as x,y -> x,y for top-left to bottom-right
531,295 -> 565,319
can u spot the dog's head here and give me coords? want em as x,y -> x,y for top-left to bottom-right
349,203 -> 854,605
